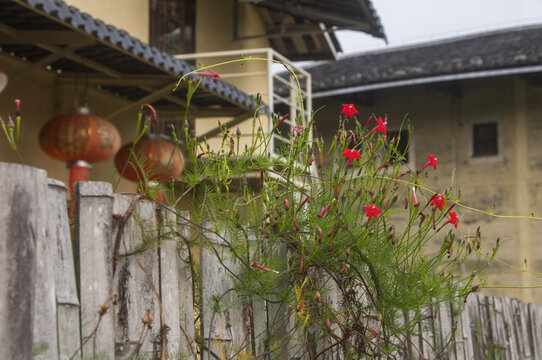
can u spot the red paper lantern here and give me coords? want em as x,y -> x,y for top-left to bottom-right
114,134 -> 183,183
39,107 -> 121,193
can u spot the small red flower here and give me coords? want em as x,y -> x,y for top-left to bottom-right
251,261 -> 279,273
341,104 -> 358,118
367,116 -> 387,137
364,204 -> 382,220
318,202 -> 332,218
443,211 -> 459,228
424,154 -> 438,170
369,328 -> 378,338
412,187 -> 419,207
342,148 -> 363,165
431,194 -> 446,210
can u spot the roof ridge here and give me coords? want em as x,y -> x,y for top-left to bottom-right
334,22 -> 542,61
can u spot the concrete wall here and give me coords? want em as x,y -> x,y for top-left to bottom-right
64,0 -> 149,42
313,75 -> 542,303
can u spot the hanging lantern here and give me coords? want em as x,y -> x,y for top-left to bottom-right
39,107 -> 121,194
114,134 -> 183,184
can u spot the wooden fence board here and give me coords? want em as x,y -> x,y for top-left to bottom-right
158,207 -> 182,356
502,297 -> 518,360
437,300 -> 454,359
176,212 -> 197,358
113,195 -> 158,357
420,304 -> 436,360
529,304 -> 542,358
48,179 -> 81,360
75,181 -> 115,359
33,175 -> 59,360
200,224 -> 241,358
0,164 -> 43,360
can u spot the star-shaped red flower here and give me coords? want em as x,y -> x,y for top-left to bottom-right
424,154 -> 438,170
342,148 -> 362,165
444,211 -> 459,228
341,104 -> 358,118
431,194 -> 446,210
364,204 -> 382,220
373,117 -> 387,136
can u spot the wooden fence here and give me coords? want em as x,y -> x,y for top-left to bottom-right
1,162 -> 541,360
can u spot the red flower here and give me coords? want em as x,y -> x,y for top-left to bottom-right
342,148 -> 362,165
423,154 -> 438,170
431,194 -> 446,210
341,104 -> 358,118
443,211 -> 459,228
367,116 -> 387,137
251,261 -> 279,273
364,204 -> 382,220
369,328 -> 378,338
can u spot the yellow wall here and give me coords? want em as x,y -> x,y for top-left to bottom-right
314,75 -> 542,303
194,0 -> 271,145
64,0 -> 149,42
0,56 -> 138,194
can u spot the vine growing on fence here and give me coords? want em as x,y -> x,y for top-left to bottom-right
137,68 -> 499,358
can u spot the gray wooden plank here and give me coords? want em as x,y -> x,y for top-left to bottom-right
75,181 -> 115,359
502,297 -> 518,360
0,164 -> 44,360
516,300 -> 533,359
528,304 -> 542,358
467,293 -> 484,360
176,212 -> 197,359
33,175 -> 59,360
420,304 -> 436,359
113,195 -> 159,357
436,300 -> 455,359
158,207 -> 182,356
200,223 -> 246,359
460,298 -> 475,360
48,179 -> 81,360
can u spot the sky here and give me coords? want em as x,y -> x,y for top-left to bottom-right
336,0 -> 542,55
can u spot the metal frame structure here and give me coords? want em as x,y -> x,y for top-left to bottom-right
175,47 -> 317,177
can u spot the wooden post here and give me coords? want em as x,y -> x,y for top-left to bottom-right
158,207 -> 183,356
74,181 -> 115,359
0,163 -> 44,360
200,223 -> 245,359
48,179 -> 81,360
112,195 -> 158,356
32,176 -> 60,360
176,212 -> 197,358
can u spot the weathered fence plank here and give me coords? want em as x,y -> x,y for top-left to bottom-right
33,175 -> 59,360
48,179 -> 81,360
176,212 -> 197,359
113,195 -> 158,357
420,304 -> 436,359
75,181 -> 115,359
158,207 -> 183,356
436,300 -> 454,359
529,303 -> 542,358
200,224 -> 236,359
0,163 -> 43,360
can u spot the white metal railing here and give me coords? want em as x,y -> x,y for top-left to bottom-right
174,48 -> 316,177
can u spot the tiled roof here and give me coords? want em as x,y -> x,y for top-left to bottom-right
306,24 -> 542,95
0,0 -> 257,111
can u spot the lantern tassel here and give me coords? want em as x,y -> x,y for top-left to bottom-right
69,160 -> 91,195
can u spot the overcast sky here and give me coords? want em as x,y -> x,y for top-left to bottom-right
336,0 -> 542,55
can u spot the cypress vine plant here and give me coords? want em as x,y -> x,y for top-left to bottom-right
158,74 -> 497,359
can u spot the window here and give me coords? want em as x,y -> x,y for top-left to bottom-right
472,122 -> 498,157
149,0 -> 196,55
387,130 -> 410,163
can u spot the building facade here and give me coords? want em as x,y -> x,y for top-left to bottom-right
305,25 -> 542,303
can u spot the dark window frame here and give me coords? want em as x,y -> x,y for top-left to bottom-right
387,129 -> 411,163
149,0 -> 196,55
472,122 -> 499,158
